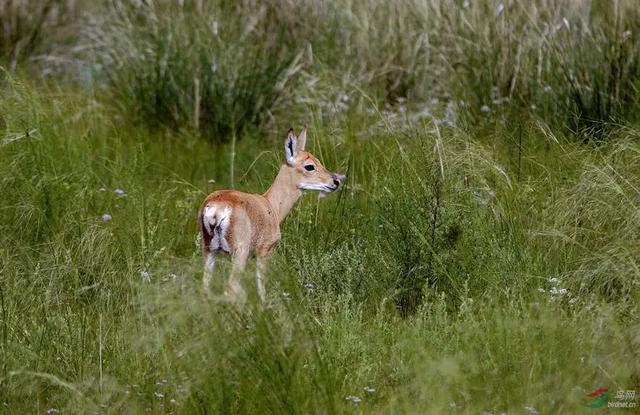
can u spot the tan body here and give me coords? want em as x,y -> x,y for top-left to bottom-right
198,128 -> 344,303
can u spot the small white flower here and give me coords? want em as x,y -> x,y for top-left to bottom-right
538,288 -> 545,293
114,188 -> 127,196
363,386 -> 376,393
98,187 -> 107,192
170,399 -> 177,404
101,213 -> 112,222
543,85 -> 552,93
154,392 -> 165,399
46,409 -> 60,415
548,286 -> 568,298
548,277 -> 559,284
282,292 -> 290,298
480,105 -> 491,113
208,179 -> 216,184
140,271 -> 151,282
449,401 -> 458,408
345,395 -> 361,403
303,282 -> 315,290
524,405 -> 539,415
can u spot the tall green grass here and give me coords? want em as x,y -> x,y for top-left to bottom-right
92,0 -> 305,141
0,0 -> 88,72
1,76 -> 638,413
2,0 -> 640,413
82,0 -> 640,141
437,0 -> 640,138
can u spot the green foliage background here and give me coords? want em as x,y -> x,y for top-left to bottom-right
1,0 -> 639,413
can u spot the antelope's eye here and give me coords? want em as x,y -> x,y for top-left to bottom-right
304,165 -> 315,172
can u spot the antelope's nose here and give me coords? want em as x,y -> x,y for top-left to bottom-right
333,173 -> 346,188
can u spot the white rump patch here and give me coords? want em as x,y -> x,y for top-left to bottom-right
202,205 -> 232,252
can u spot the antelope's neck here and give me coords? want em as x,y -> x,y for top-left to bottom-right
264,165 -> 303,224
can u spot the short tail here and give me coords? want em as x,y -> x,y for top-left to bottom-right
201,205 -> 219,235
200,204 -> 231,252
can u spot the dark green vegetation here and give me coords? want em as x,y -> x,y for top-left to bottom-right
1,1 -> 639,414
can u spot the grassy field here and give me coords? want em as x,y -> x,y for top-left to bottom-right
1,1 -> 640,414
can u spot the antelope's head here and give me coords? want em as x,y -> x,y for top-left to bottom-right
284,127 -> 345,193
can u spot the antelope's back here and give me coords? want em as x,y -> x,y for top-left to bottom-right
200,190 -> 276,249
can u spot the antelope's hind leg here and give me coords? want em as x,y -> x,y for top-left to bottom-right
201,211 -> 214,294
225,247 -> 249,304
202,249 -> 217,294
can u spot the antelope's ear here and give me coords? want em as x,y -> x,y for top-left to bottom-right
285,128 -> 297,165
296,127 -> 307,151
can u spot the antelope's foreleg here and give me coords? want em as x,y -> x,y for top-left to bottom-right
255,252 -> 271,304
